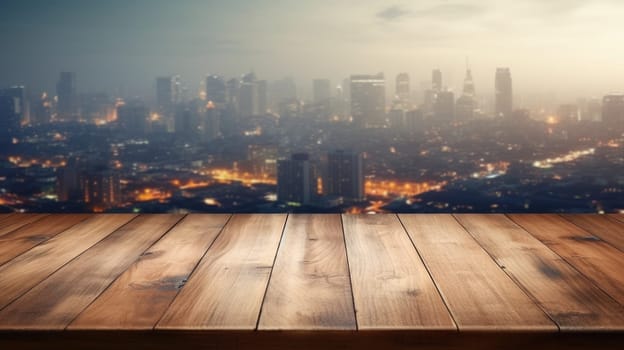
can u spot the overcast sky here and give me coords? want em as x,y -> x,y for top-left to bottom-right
1,0 -> 623,101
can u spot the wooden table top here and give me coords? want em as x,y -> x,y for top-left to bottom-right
0,213 -> 623,349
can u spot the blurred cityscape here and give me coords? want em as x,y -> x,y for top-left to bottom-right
1,68 -> 623,213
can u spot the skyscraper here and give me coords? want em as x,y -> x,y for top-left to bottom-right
313,79 -> 332,104
117,100 -> 149,136
201,101 -> 220,142
350,73 -> 386,128
83,166 -> 121,210
395,73 -> 410,109
3,86 -> 29,125
495,68 -> 513,119
432,69 -> 442,92
156,76 -> 174,117
326,150 -> 364,202
602,94 -> 624,126
277,153 -> 314,205
456,68 -> 477,120
0,93 -> 20,143
205,75 -> 226,105
238,73 -> 259,117
434,91 -> 455,122
56,72 -> 78,120
57,156 -> 83,202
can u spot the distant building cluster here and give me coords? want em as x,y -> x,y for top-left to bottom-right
0,67 -> 623,213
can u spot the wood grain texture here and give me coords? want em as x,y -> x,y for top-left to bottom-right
0,214 -> 136,311
0,214 -> 182,330
258,214 -> 356,330
342,214 -> 456,330
0,214 -> 49,237
509,214 -> 624,305
607,214 -> 624,224
456,214 -> 624,331
69,214 -> 231,330
157,214 -> 287,330
2,331 -> 624,350
0,214 -> 91,266
561,214 -> 624,253
398,214 -> 556,331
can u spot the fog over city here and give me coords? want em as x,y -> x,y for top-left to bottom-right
2,0 -> 624,100
1,0 -> 623,214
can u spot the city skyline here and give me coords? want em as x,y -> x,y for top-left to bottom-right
2,0 -> 624,99
1,1 -> 623,215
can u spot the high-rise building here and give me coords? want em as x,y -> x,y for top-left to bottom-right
350,73 -> 386,128
83,166 -> 121,210
56,72 -> 78,120
0,94 -> 20,143
325,150 -> 364,202
205,75 -> 226,105
117,100 -> 149,136
156,76 -> 173,112
277,153 -> 314,205
557,104 -> 579,123
248,144 -> 278,177
456,68 -> 477,120
82,93 -> 113,124
434,91 -> 455,122
313,79 -> 332,104
270,77 -> 297,108
388,108 -> 405,129
239,81 -> 258,117
432,69 -> 442,92
156,76 -> 174,120
395,73 -> 410,109
602,94 -> 624,126
32,92 -> 52,124
405,109 -> 424,132
201,101 -> 220,142
57,156 -> 83,202
495,68 -> 513,119
3,86 -> 29,125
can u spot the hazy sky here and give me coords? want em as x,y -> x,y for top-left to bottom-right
1,0 -> 623,101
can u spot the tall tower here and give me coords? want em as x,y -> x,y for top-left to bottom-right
205,75 -> 226,105
350,73 -> 386,128
277,153 -> 314,205
456,64 -> 477,120
326,150 -> 364,202
432,69 -> 442,92
602,94 -> 624,126
495,68 -> 513,119
395,73 -> 410,109
156,77 -> 174,116
56,72 -> 78,121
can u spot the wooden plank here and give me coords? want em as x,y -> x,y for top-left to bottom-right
157,214 -> 287,330
509,214 -> 624,305
0,214 -> 136,311
561,214 -> 624,253
607,214 -> 624,224
0,214 -> 183,330
69,214 -> 231,330
258,214 -> 356,330
2,331 -> 624,350
398,214 -> 556,331
0,214 -> 49,237
342,214 -> 456,330
0,214 -> 91,266
456,214 -> 624,331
